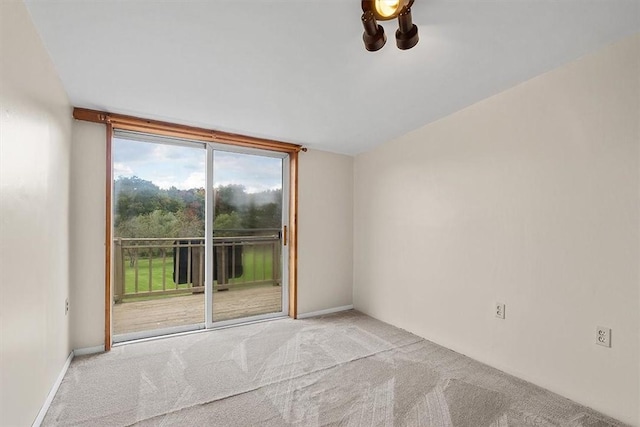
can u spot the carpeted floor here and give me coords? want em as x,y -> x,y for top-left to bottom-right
44,310 -> 627,426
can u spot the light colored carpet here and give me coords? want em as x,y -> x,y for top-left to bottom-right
44,311 -> 627,426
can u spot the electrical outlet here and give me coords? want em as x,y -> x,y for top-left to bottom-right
596,326 -> 611,347
65,298 -> 69,315
495,303 -> 505,319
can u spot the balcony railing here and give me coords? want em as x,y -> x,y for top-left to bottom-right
113,230 -> 281,302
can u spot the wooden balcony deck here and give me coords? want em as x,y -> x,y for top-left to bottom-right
113,285 -> 282,335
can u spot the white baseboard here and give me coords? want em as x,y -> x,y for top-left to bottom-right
73,345 -> 105,356
297,305 -> 354,319
32,351 -> 74,427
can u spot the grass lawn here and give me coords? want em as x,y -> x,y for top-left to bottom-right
122,245 -> 276,295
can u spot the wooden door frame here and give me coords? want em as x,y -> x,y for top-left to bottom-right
73,108 -> 303,351
104,123 -> 113,350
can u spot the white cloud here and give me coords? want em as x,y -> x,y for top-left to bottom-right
113,162 -> 134,177
181,171 -> 206,190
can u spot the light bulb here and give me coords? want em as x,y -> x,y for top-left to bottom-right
374,0 -> 400,18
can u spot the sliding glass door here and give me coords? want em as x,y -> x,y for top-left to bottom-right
209,149 -> 287,324
111,132 -> 288,342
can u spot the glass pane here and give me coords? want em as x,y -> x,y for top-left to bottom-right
112,136 -> 206,337
211,150 -> 283,322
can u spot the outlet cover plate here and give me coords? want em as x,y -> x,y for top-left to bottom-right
596,326 -> 611,347
495,303 -> 505,319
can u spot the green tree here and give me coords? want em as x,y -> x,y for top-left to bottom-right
213,212 -> 242,230
215,184 -> 248,217
173,209 -> 204,237
114,176 -> 162,226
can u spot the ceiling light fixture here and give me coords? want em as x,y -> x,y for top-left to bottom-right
361,0 -> 419,51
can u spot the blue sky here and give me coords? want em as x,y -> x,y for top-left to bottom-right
113,138 -> 282,193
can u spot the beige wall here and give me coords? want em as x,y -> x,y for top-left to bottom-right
69,143 -> 354,347
354,34 -> 639,425
69,121 -> 106,350
298,149 -> 354,315
0,1 -> 73,425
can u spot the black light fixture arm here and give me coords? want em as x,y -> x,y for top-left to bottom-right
361,10 -> 387,51
395,7 -> 419,50
397,6 -> 414,32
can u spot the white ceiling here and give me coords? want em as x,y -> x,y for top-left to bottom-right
24,0 -> 639,155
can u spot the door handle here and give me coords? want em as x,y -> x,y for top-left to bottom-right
283,225 -> 287,246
